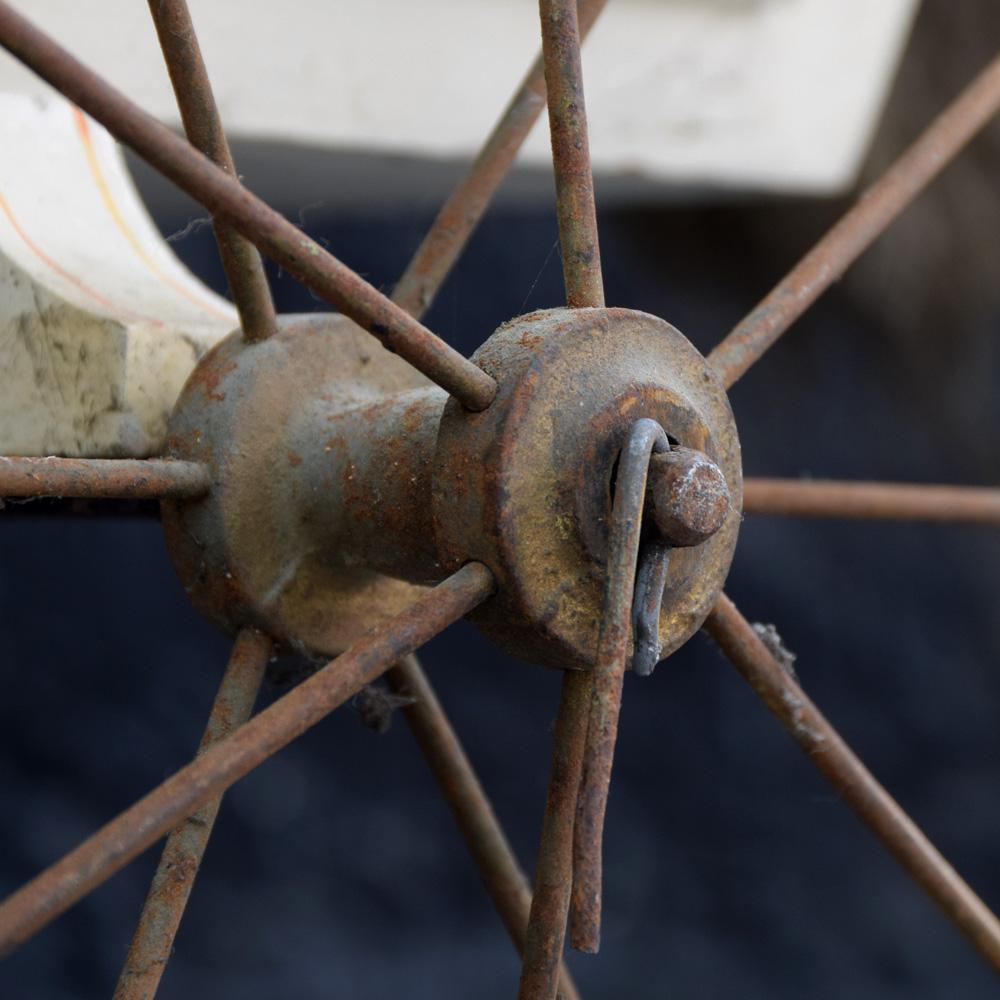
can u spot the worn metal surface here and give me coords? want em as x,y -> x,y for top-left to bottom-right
570,419 -> 667,953
647,448 -> 731,547
114,627 -> 270,1000
162,313 -> 441,656
0,3 -> 496,411
704,592 -> 1000,974
434,307 -> 742,670
743,478 -> 1000,523
707,49 -> 1000,388
392,0 -> 607,319
518,670 -> 591,1000
539,0 -> 604,309
164,306 -> 741,668
147,0 -> 275,343
630,447 -> 731,678
0,456 -> 209,499
0,562 -> 494,954
387,654 -> 580,1000
630,540 -> 671,679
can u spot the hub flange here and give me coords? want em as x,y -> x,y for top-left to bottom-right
433,307 -> 742,669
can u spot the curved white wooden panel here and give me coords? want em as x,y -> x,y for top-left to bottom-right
0,96 -> 236,457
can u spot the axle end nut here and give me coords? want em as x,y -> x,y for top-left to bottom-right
648,448 -> 730,547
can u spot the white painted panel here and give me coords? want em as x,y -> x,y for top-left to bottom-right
0,0 -> 918,196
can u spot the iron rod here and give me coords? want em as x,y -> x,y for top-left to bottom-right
707,50 -> 1000,388
743,478 -> 1000,524
571,419 -> 668,952
704,592 -> 1000,973
517,7 -> 608,988
392,0 -> 608,320
518,670 -> 591,1000
0,563 -> 494,954
114,627 -> 270,1000
386,654 -> 580,1000
538,0 -> 604,309
0,457 -> 209,500
147,0 -> 276,342
0,4 -> 496,412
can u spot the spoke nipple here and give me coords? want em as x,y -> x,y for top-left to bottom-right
647,447 -> 730,547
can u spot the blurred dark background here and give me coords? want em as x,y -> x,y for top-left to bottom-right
2,2 -> 1000,997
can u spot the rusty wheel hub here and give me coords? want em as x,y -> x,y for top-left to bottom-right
163,307 -> 742,668
435,308 -> 742,667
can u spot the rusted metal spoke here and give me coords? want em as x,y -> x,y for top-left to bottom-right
704,592 -> 1000,973
0,457 -> 209,500
743,478 -> 1000,524
0,5 -> 496,412
0,563 -> 494,954
518,670 -> 591,1000
115,628 -> 270,1000
386,655 -> 580,1000
539,0 -> 604,309
392,0 -> 608,320
707,50 -> 1000,388
147,0 -> 275,342
571,419 -> 668,952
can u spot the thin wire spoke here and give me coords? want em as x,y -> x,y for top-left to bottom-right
392,0 -> 608,320
0,457 -> 209,500
0,563 -> 494,955
386,654 -> 580,1000
518,670 -> 591,1000
571,419 -> 667,952
703,592 -> 1000,973
516,9 -> 605,986
706,50 -> 1000,389
743,478 -> 1000,524
115,628 -> 270,1000
539,0 -> 604,309
147,0 -> 275,342
0,5 -> 496,412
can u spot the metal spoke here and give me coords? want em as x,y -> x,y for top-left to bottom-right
0,457 -> 209,500
0,4 -> 496,412
571,419 -> 667,952
392,0 -> 608,320
519,420 -> 667,994
386,655 -> 580,1000
703,592 -> 1000,973
707,50 -> 1000,389
147,0 -> 275,343
517,8 -> 606,992
0,562 -> 494,954
743,478 -> 1000,524
115,627 -> 270,1000
539,0 -> 604,309
518,670 -> 591,1000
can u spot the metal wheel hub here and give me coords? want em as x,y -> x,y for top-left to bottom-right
435,307 -> 741,669
162,313 -> 436,656
163,306 -> 741,669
